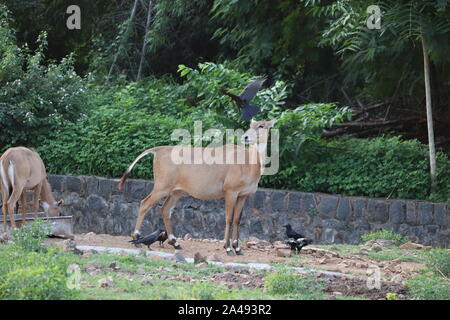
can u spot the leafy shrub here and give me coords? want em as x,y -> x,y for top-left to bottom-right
0,8 -> 88,149
0,246 -> 79,300
264,269 -> 325,299
12,219 -> 51,252
425,249 -> 450,277
0,265 -> 76,300
261,135 -> 450,202
37,85 -> 195,179
360,229 -> 407,245
406,273 -> 450,300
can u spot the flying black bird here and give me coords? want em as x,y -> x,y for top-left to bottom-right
129,228 -> 165,249
221,76 -> 267,121
284,224 -> 305,240
286,238 -> 313,253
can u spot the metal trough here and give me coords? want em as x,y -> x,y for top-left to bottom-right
0,212 -> 74,239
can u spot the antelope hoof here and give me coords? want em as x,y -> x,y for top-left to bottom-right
235,247 -> 243,255
173,242 -> 182,250
226,248 -> 235,256
131,231 -> 141,240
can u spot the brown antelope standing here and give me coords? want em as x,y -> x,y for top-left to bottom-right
118,120 -> 276,255
0,147 -> 63,232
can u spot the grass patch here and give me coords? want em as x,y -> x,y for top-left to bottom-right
360,229 -> 407,245
406,272 -> 450,300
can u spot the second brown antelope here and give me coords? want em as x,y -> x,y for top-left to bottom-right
0,147 -> 63,232
118,120 -> 276,255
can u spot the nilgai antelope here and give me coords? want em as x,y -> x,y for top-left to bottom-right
0,147 -> 63,232
118,120 -> 276,255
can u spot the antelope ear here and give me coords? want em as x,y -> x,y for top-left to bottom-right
268,119 -> 276,128
57,199 -> 64,206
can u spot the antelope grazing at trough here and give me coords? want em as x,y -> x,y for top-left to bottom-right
118,120 -> 276,255
0,147 -> 63,232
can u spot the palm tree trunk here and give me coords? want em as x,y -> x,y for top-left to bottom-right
137,0 -> 153,80
421,35 -> 437,190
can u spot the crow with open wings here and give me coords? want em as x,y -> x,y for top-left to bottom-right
221,76 -> 267,121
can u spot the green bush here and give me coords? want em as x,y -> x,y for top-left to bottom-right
0,7 -> 88,149
406,273 -> 450,300
425,249 -> 450,277
11,219 -> 51,252
0,245 -> 79,300
0,265 -> 76,300
261,135 -> 450,202
360,229 -> 407,245
264,269 -> 325,299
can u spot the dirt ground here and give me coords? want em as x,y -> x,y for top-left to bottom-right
43,233 -> 430,299
46,232 -> 424,281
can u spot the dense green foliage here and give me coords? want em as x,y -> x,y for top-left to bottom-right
0,9 -> 87,148
262,136 -> 450,201
29,62 -> 450,202
0,220 -> 78,300
1,2 -> 449,202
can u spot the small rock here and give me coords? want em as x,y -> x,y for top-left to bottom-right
364,240 -> 375,247
85,232 -> 96,237
98,276 -> 114,288
141,278 -> 153,286
0,232 -> 11,243
391,275 -> 403,284
375,239 -> 396,247
197,262 -> 208,267
194,252 -> 207,264
399,242 -> 431,250
174,252 -> 187,264
356,262 -> 368,269
318,257 -> 329,264
60,239 -> 83,254
371,243 -> 382,252
358,248 -> 369,255
332,291 -> 343,296
136,268 -> 146,275
245,241 -> 258,248
276,248 -> 292,257
248,236 -> 260,242
208,253 -> 222,262
183,233 -> 192,241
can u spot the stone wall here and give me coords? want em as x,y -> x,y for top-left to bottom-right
48,174 -> 449,246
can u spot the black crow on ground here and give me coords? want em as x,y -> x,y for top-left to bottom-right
285,238 -> 313,253
129,228 -> 165,249
284,224 -> 305,240
221,76 -> 267,121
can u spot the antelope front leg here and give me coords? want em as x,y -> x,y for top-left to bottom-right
132,189 -> 167,240
231,196 -> 247,255
223,192 -> 238,255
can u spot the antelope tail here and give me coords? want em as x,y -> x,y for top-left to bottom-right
0,159 -> 14,198
117,148 -> 159,190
